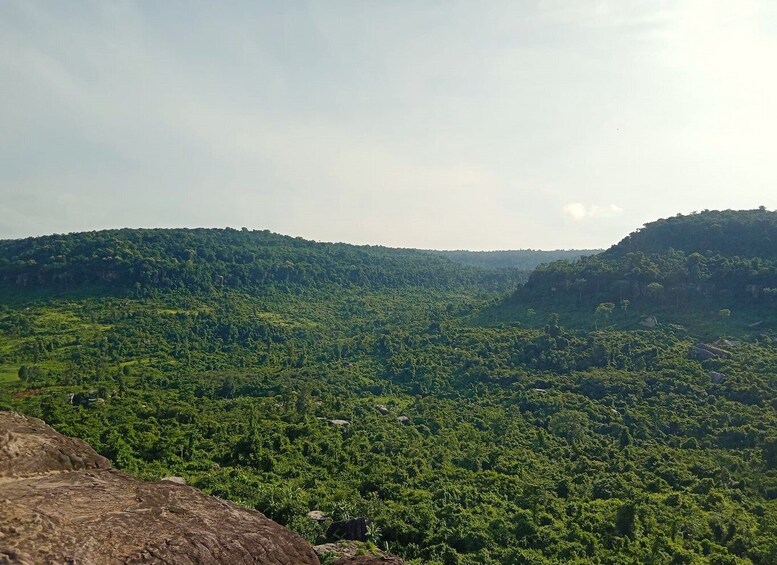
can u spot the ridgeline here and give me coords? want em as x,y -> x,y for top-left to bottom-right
0,228 -> 523,296
492,209 -> 777,333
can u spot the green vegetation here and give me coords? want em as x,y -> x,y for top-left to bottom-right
0,228 -> 520,295
0,365 -> 20,384
1,215 -> 776,564
502,209 -> 777,334
423,249 -> 600,271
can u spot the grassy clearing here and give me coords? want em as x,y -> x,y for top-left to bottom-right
0,336 -> 17,356
0,365 -> 20,384
34,309 -> 82,331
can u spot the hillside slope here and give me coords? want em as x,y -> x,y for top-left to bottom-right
0,228 -> 519,295
605,208 -> 777,259
512,209 -> 777,320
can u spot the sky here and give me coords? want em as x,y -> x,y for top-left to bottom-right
2,0 -> 777,250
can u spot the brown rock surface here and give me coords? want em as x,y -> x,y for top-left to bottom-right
0,411 -> 320,565
0,410 -> 110,478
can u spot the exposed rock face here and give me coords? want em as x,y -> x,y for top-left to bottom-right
0,411 -> 320,565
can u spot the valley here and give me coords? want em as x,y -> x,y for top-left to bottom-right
1,211 -> 776,564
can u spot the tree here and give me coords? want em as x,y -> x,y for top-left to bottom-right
219,376 -> 236,399
645,282 -> 664,302
545,313 -> 561,338
615,503 -> 637,537
595,303 -> 615,328
295,384 -> 312,417
719,309 -> 731,335
548,410 -> 589,444
764,437 -> 777,469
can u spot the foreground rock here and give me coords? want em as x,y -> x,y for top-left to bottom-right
0,411 -> 320,565
0,410 -> 110,477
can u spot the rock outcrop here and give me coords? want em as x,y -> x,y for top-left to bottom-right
640,316 -> 657,328
709,371 -> 726,384
314,542 -> 404,565
0,411 -> 320,565
689,343 -> 732,361
326,517 -> 370,542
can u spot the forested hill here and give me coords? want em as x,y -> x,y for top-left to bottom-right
605,208 -> 777,259
518,208 -> 777,311
0,228 -> 521,294
423,249 -> 599,270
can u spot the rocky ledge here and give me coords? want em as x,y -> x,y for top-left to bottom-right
314,542 -> 404,564
0,411 -> 320,564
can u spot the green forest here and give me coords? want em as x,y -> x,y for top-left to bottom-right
1,210 -> 776,564
423,249 -> 600,271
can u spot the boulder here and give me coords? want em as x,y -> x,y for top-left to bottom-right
326,517 -> 370,542
640,316 -> 658,328
333,556 -> 404,564
314,541 -> 404,564
308,510 -> 328,521
0,411 -> 320,565
329,419 -> 351,428
695,343 -> 732,358
689,347 -> 716,361
709,371 -> 726,384
375,404 -> 390,415
395,416 -> 410,424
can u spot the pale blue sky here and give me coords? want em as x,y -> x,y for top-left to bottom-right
2,1 -> 776,249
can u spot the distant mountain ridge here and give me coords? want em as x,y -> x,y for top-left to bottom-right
0,228 -> 522,295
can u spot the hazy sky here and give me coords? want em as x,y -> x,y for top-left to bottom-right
2,1 -> 777,249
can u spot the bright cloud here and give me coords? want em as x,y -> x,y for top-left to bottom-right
562,203 -> 624,221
